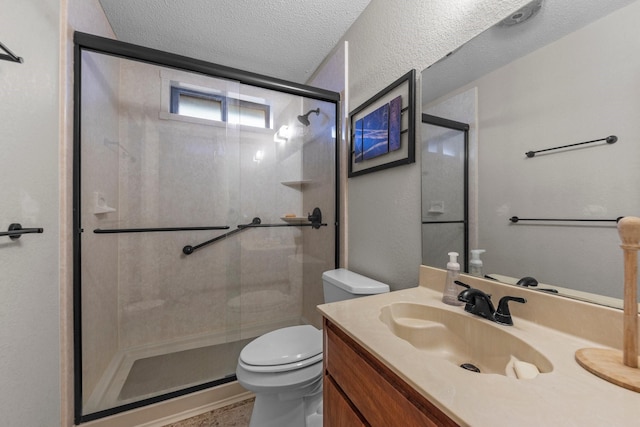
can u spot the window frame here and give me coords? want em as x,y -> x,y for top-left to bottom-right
170,86 -> 271,128
169,86 -> 226,121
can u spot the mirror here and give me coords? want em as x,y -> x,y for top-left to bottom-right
421,0 -> 640,308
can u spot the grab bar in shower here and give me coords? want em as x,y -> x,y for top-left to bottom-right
183,218 -> 261,255
241,208 -> 326,230
509,216 -> 623,224
0,41 -> 23,63
183,211 -> 328,255
525,135 -> 617,158
239,222 -> 328,229
1,223 -> 44,240
94,226 -> 230,234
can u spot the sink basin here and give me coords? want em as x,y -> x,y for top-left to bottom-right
379,302 -> 553,376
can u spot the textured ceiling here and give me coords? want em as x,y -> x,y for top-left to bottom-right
98,0 -> 371,84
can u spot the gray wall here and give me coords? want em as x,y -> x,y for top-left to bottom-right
0,1 -> 61,425
339,0 -> 529,289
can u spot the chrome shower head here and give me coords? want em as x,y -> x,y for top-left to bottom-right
297,108 -> 320,126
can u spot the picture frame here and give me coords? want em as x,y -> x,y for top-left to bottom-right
348,69 -> 416,177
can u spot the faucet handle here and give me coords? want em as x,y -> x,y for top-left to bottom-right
457,288 -> 495,319
454,280 -> 470,289
495,296 -> 527,326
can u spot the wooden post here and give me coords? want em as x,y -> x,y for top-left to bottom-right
618,217 -> 640,368
575,217 -> 640,391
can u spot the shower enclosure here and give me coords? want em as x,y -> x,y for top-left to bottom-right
73,33 -> 339,422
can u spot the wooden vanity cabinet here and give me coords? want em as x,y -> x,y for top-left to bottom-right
323,318 -> 459,427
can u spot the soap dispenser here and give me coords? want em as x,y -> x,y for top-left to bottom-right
469,249 -> 486,277
442,252 -> 464,306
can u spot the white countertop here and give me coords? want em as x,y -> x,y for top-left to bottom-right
317,266 -> 640,426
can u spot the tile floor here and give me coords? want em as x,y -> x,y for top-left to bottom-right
164,397 -> 254,427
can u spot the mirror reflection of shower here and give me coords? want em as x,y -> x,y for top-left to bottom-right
297,108 -> 320,126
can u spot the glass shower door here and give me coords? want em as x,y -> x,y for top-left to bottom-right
78,49 -> 248,416
75,35 -> 338,422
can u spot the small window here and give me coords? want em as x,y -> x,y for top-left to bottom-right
170,87 -> 225,121
171,87 -> 270,128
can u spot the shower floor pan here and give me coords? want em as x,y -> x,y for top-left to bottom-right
83,318 -> 300,414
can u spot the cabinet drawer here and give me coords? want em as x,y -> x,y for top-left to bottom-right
324,319 -> 458,427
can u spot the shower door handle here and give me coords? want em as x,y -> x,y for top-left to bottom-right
307,207 -> 322,229
94,225 -> 230,233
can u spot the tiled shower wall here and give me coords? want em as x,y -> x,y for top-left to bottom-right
80,51 -> 336,411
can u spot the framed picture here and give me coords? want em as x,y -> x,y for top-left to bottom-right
349,69 -> 416,177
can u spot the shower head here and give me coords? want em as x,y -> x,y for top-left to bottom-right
297,108 -> 320,126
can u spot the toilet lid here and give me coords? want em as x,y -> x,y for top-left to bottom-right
240,325 -> 322,370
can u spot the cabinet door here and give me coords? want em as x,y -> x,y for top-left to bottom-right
324,374 -> 368,427
324,319 -> 459,427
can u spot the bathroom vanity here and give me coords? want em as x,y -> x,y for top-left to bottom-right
318,266 -> 640,426
323,318 -> 457,426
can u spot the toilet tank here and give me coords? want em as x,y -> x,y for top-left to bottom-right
322,268 -> 390,303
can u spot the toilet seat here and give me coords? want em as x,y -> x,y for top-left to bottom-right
239,352 -> 323,373
239,325 -> 322,373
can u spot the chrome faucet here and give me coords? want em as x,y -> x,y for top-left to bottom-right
456,284 -> 526,326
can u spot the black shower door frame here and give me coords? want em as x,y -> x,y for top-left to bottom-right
73,31 -> 340,424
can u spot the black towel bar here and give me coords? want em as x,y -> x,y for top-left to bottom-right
525,135 -> 617,158
1,223 -> 43,240
94,226 -> 230,233
509,216 -> 622,223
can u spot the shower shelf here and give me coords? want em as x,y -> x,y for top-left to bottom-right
280,180 -> 313,187
280,216 -> 308,223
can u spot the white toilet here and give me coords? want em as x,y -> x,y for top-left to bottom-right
235,268 -> 390,427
